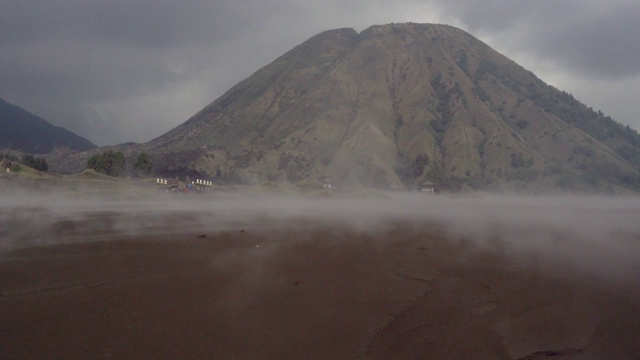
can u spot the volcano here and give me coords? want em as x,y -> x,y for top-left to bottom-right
59,23 -> 640,192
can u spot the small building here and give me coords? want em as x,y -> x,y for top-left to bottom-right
156,177 -> 179,191
419,181 -> 436,193
194,179 -> 214,192
168,177 -> 180,191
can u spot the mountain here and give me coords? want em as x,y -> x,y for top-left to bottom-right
0,97 -> 96,154
58,23 -> 640,192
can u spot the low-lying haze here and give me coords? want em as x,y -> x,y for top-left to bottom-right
2,191 -> 639,282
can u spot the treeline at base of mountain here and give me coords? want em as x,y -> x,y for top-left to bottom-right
86,151 -> 153,178
1,153 -> 49,173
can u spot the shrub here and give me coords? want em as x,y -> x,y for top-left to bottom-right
86,151 -> 125,177
134,152 -> 153,177
21,154 -> 48,171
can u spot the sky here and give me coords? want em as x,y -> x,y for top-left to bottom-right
1,0 -> 639,146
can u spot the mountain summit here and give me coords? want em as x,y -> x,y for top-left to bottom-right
148,24 -> 639,191
0,97 -> 96,154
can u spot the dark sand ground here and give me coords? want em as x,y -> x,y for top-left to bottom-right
1,193 -> 640,359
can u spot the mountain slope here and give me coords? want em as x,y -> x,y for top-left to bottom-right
140,24 -> 640,192
0,97 -> 96,154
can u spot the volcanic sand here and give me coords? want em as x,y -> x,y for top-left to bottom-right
1,220 -> 640,359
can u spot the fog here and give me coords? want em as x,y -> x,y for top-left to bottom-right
1,191 -> 639,282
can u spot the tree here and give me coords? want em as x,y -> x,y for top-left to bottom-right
86,151 -> 125,176
134,152 -> 153,177
21,154 -> 48,171
10,163 -> 22,173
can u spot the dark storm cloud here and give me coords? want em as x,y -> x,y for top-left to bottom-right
0,0 -> 274,104
436,0 -> 640,79
0,0 -> 264,144
0,0 -> 638,145
1,0 -> 232,47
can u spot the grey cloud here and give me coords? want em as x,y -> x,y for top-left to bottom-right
537,4 -> 640,78
435,0 -> 640,79
1,0 -> 240,47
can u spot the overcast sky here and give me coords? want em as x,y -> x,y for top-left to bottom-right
1,0 -> 639,146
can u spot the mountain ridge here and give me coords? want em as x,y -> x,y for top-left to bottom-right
0,97 -> 96,154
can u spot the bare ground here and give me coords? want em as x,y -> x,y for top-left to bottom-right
1,219 -> 639,359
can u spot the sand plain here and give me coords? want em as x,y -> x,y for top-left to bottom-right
1,188 -> 640,359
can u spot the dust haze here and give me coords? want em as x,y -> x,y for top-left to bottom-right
2,190 -> 639,282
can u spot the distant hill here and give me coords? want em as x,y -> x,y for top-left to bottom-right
54,23 -> 640,193
0,97 -> 96,154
